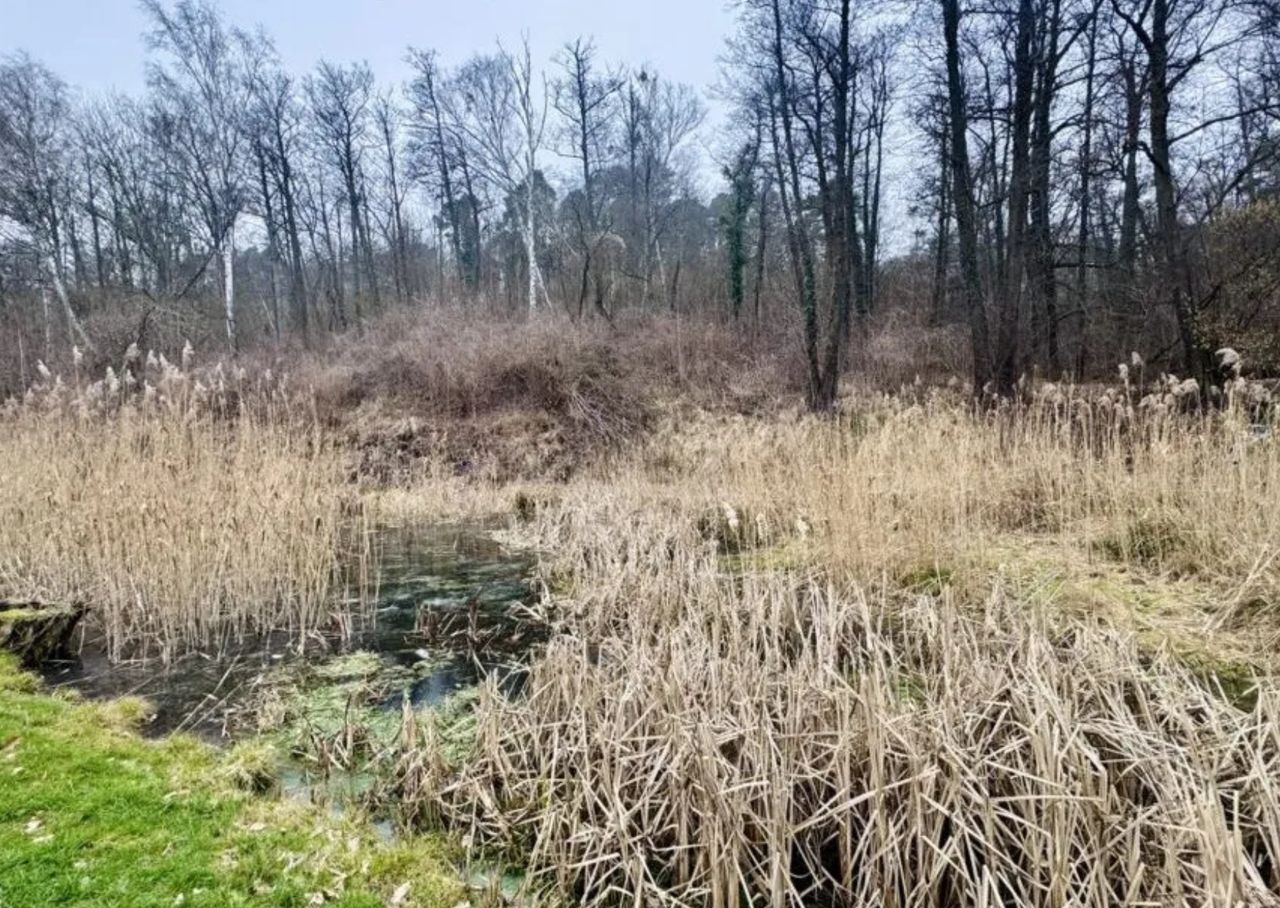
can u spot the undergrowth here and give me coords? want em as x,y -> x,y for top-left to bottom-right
381,366 -> 1280,907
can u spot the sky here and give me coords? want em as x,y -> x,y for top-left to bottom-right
5,0 -> 742,200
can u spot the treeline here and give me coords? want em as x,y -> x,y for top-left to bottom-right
725,0 -> 1280,404
0,1 -> 722,372
2,0 -> 1279,407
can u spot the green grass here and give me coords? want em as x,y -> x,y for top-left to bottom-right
0,653 -> 465,908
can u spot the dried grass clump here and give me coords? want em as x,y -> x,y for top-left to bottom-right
0,353 -> 369,661
300,307 -> 789,418
419,548 -> 1280,907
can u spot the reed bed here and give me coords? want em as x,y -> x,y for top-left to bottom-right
539,375 -> 1280,633
392,370 -> 1280,907
0,353 -> 370,661
416,533 -> 1280,908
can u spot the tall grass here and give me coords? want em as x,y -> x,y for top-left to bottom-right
542,378 -> 1280,628
0,353 -> 370,661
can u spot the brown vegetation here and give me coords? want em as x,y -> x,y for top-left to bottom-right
4,305 -> 1280,906
0,353 -> 370,661
290,309 -> 799,482
373,349 -> 1280,907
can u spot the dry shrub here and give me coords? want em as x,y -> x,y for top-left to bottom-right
1202,199 -> 1280,374
0,291 -> 242,401
0,355 -> 369,661
290,307 -> 794,481
854,306 -> 973,389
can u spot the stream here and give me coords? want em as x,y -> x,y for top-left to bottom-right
40,522 -> 540,740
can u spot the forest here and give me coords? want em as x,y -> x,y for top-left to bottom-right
3,1 -> 1280,907
0,0 -> 1275,398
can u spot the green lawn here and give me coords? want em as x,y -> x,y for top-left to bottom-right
0,654 -> 464,908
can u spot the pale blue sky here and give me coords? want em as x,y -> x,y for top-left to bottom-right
5,0 -> 736,98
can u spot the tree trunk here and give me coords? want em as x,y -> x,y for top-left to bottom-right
1027,0 -> 1063,375
524,214 -> 539,312
943,0 -> 994,391
86,159 -> 107,292
816,0 -> 857,409
278,150 -> 309,339
997,0 -> 1036,392
931,125 -> 951,324
1117,49 -> 1143,279
46,252 -> 94,353
753,177 -> 770,328
768,0 -> 822,406
222,218 -> 237,352
1075,2 -> 1099,376
1147,0 -> 1210,380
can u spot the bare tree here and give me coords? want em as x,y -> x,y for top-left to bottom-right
142,0 -> 256,351
448,40 -> 550,311
626,71 -> 706,308
373,93 -> 412,303
942,0 -> 996,390
407,49 -> 481,294
1110,0 -> 1269,378
307,60 -> 380,320
553,38 -> 622,319
248,67 -> 310,338
0,53 -> 94,352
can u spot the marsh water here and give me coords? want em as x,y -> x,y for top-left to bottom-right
40,522 -> 539,739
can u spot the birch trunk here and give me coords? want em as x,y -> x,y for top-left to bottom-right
45,253 -> 94,354
525,180 -> 538,312
223,217 -> 237,352
41,286 -> 53,360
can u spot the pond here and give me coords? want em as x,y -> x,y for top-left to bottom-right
39,522 -> 540,740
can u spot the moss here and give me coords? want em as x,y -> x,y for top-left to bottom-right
892,673 -> 927,706
0,655 -> 40,694
897,564 -> 955,596
1177,651 -> 1263,710
1095,516 -> 1191,569
97,695 -> 158,732
423,688 -> 481,769
0,603 -> 87,666
312,650 -> 386,682
719,543 -> 807,575
973,540 -> 1276,677
258,655 -> 412,760
0,653 -> 466,907
221,741 -> 283,795
366,838 -> 470,908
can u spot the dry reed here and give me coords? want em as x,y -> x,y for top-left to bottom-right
535,376 -> 1280,640
393,371 -> 1280,907
0,352 -> 371,661
415,529 -> 1280,908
